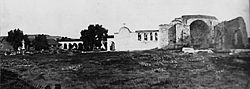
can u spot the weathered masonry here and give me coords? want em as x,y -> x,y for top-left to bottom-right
112,15 -> 248,51
158,15 -> 248,50
214,17 -> 248,49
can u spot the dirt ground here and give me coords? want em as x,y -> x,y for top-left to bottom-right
1,50 -> 250,89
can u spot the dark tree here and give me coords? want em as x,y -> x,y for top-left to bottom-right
6,29 -> 24,50
33,34 -> 49,50
23,35 -> 31,50
80,24 -> 108,51
80,28 -> 94,51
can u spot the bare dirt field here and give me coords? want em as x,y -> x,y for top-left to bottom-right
1,50 -> 250,89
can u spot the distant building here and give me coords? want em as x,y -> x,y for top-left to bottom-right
58,39 -> 83,50
58,35 -> 115,51
114,26 -> 159,51
1,15 -> 248,52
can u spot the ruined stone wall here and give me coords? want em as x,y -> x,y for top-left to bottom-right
168,25 -> 176,44
158,24 -> 172,48
156,15 -> 248,50
214,17 -> 248,49
214,23 -> 224,49
175,24 -> 190,45
175,24 -> 183,43
157,15 -> 219,49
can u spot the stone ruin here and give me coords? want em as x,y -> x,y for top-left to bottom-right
158,15 -> 248,50
214,17 -> 248,49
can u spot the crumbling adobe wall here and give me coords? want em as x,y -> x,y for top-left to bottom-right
158,24 -> 172,48
168,25 -> 176,45
214,17 -> 248,49
175,24 -> 190,46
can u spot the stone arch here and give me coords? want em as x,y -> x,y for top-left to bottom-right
233,30 -> 244,48
68,43 -> 73,50
110,41 -> 115,51
182,15 -> 218,26
73,43 -> 78,49
190,20 -> 210,49
186,19 -> 212,26
78,43 -> 83,50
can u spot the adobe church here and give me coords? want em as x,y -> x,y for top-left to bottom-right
112,15 -> 248,51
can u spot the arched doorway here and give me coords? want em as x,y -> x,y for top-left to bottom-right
64,43 -> 67,49
73,43 -> 78,49
233,30 -> 244,48
68,43 -> 73,50
78,43 -> 83,50
190,20 -> 209,49
110,41 -> 115,51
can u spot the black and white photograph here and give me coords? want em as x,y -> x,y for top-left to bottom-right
0,0 -> 250,89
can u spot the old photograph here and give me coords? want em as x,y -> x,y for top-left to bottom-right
1,0 -> 250,89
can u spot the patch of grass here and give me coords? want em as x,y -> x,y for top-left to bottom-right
1,50 -> 250,89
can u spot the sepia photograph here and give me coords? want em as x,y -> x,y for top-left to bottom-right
0,0 -> 250,89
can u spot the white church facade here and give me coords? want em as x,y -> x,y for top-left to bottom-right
113,26 -> 159,51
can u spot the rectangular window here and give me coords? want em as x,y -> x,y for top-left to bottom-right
144,33 -> 148,41
150,32 -> 153,41
138,33 -> 141,41
155,33 -> 158,41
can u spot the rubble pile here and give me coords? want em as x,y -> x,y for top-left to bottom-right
1,51 -> 249,89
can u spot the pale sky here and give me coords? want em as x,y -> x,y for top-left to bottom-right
0,0 -> 249,38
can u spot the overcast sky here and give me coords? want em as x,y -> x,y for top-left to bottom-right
0,0 -> 249,38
